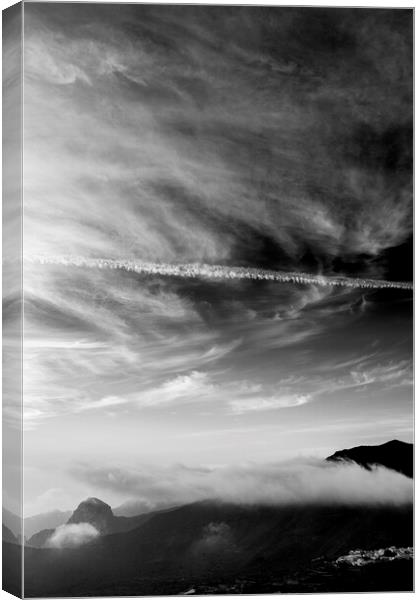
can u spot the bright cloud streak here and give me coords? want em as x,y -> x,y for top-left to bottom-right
27,255 -> 413,290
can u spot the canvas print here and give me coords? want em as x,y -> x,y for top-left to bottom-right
2,3 -> 413,597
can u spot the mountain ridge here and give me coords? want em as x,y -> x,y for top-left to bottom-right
326,440 -> 413,478
2,507 -> 73,539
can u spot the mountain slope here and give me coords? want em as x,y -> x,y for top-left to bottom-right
3,506 -> 72,539
2,524 -> 18,545
22,500 -> 413,597
27,528 -> 56,549
25,510 -> 72,538
326,440 -> 413,478
2,508 -> 21,538
12,440 -> 414,595
113,499 -> 174,517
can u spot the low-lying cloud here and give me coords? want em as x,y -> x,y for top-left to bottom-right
46,523 -> 100,549
73,459 -> 413,510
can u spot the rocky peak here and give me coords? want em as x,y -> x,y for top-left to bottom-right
67,497 -> 114,533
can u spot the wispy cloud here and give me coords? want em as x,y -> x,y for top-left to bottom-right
23,6 -> 412,277
319,360 -> 413,397
86,373 -> 311,415
18,5 -> 413,507
129,371 -> 215,409
229,394 -> 311,414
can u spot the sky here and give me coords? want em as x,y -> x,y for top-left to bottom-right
5,5 -> 413,516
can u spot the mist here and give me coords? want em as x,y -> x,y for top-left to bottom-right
46,522 -> 100,548
74,458 -> 413,510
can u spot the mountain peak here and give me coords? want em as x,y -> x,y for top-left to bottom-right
383,439 -> 409,447
84,497 -> 110,507
326,439 -> 413,478
67,498 -> 114,533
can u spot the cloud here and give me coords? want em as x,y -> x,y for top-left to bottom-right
16,322 -> 413,429
77,396 -> 128,412
155,371 -> 213,400
46,522 -> 100,548
17,5 -> 411,434
17,261 -> 233,428
229,394 -> 311,414
28,255 -> 413,290
123,373 -> 312,414
317,359 -> 413,398
349,361 -> 413,388
23,6 -> 412,276
110,371 -> 216,411
72,458 -> 413,509
25,33 -> 91,85
17,4 -> 413,487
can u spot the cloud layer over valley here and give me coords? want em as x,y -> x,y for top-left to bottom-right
71,458 -> 413,510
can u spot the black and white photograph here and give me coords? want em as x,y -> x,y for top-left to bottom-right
2,3 -> 414,597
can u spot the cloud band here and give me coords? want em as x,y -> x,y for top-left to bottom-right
26,255 -> 413,291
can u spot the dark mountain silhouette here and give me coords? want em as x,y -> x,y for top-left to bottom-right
19,499 -> 412,597
326,440 -> 413,478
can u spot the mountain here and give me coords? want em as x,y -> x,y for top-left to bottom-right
25,509 -> 72,538
2,508 -> 21,538
68,498 -> 114,533
5,441 -> 413,595
3,506 -> 72,539
26,497 -> 154,548
20,500 -> 413,597
113,499 -> 173,517
66,497 -> 154,534
326,440 -> 413,478
26,528 -> 56,549
2,524 -> 18,545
